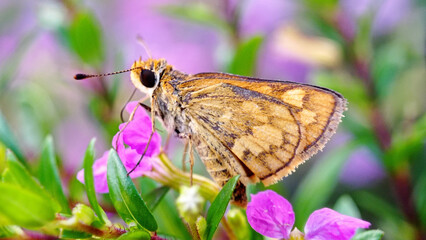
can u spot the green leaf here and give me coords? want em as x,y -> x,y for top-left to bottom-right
0,111 -> 26,166
68,12 -> 105,67
3,152 -> 61,213
107,149 -> 157,231
333,195 -> 361,219
352,230 -> 384,240
61,230 -> 92,239
204,175 -> 240,240
116,230 -> 151,240
143,186 -> 170,212
158,3 -> 229,31
292,142 -> 358,228
83,138 -> 107,224
38,136 -> 70,214
228,36 -> 264,76
0,182 -> 57,228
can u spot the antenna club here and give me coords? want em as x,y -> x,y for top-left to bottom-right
74,73 -> 90,80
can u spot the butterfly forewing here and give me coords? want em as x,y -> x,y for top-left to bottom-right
176,73 -> 347,186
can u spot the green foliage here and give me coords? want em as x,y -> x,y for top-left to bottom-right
0,111 -> 26,166
352,230 -> 385,240
143,186 -> 170,211
0,182 -> 57,228
228,36 -> 264,76
116,230 -> 151,240
82,138 -> 108,224
204,175 -> 240,240
107,149 -> 157,231
38,136 -> 71,214
158,3 -> 229,31
68,12 -> 105,67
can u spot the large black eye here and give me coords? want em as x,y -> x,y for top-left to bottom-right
140,69 -> 157,88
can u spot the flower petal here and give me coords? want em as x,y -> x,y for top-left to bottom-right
118,101 -> 162,157
304,208 -> 371,240
119,147 -> 153,178
77,151 -> 109,193
246,190 -> 295,239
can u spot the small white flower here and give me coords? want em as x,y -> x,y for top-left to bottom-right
176,185 -> 205,222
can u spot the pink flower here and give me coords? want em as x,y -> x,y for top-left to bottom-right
246,190 -> 295,239
246,190 -> 370,240
77,101 -> 161,193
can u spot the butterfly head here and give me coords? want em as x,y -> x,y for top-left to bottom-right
130,58 -> 168,96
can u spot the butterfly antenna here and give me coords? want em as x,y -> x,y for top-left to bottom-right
120,88 -> 138,122
136,35 -> 152,59
74,67 -> 141,80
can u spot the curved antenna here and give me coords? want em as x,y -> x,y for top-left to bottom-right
74,67 -> 142,80
136,35 -> 152,59
120,88 -> 138,122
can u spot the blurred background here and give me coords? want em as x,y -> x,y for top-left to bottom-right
0,0 -> 425,239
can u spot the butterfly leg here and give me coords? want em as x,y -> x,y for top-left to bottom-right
181,141 -> 189,172
127,97 -> 156,176
114,96 -> 149,151
189,140 -> 194,186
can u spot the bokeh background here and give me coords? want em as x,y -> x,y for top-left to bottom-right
0,0 -> 425,239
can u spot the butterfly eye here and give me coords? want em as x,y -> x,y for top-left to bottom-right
140,69 -> 157,88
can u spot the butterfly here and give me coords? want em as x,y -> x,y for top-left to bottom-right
75,58 -> 347,206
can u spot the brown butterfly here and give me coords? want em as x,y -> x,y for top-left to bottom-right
75,58 -> 347,206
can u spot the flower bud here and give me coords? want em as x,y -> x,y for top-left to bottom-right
176,185 -> 205,223
72,204 -> 96,225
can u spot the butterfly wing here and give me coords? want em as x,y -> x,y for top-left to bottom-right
177,73 -> 347,186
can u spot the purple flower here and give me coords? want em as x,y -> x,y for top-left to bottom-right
77,101 -> 161,193
246,190 -> 370,239
246,190 -> 295,238
304,208 -> 371,240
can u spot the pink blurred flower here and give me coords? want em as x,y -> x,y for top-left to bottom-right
77,101 -> 161,193
246,190 -> 370,239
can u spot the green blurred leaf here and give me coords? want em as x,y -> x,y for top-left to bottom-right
204,175 -> 240,240
352,230 -> 384,240
107,149 -> 157,231
0,182 -> 57,228
68,12 -> 105,67
38,136 -> 70,214
61,230 -> 92,239
116,230 -> 151,240
333,195 -> 361,219
354,191 -> 403,223
158,3 -> 229,31
385,114 -> 426,170
143,186 -> 170,212
83,138 -> 107,224
0,225 -> 22,238
3,152 -> 61,213
229,36 -> 263,76
0,143 -> 6,173
0,111 -> 26,166
292,142 -> 358,228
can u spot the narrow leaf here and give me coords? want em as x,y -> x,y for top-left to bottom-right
3,152 -> 61,212
143,186 -> 170,212
204,175 -> 240,240
0,182 -> 57,228
38,136 -> 70,214
83,138 -> 107,224
116,230 -> 151,240
229,36 -> 264,76
61,230 -> 92,239
0,111 -> 26,166
351,230 -> 384,240
107,149 -> 157,231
